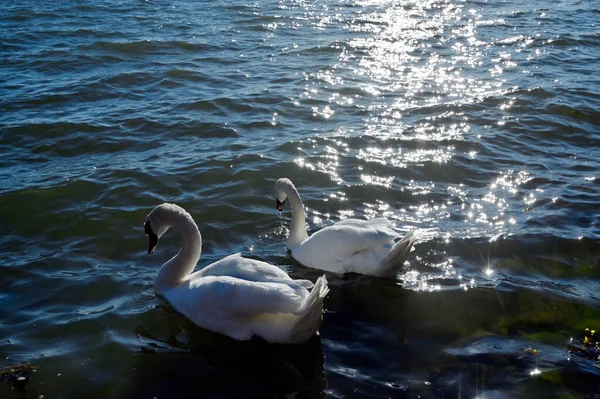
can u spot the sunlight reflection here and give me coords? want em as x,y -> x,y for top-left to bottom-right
407,180 -> 436,196
356,146 -> 453,167
293,141 -> 343,184
312,105 -> 335,119
413,122 -> 469,142
339,209 -> 355,219
529,368 -> 542,376
460,170 -> 536,235
326,191 -> 347,202
399,258 -> 456,292
283,0 -> 543,243
363,200 -> 392,220
321,0 -> 523,155
360,174 -> 394,187
460,277 -> 476,291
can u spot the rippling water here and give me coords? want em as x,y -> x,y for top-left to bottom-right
1,0 -> 600,398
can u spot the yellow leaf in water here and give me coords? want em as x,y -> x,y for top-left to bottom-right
524,347 -> 540,355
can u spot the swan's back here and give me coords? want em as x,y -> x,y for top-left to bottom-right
164,256 -> 327,343
291,220 -> 398,273
198,253 -> 314,290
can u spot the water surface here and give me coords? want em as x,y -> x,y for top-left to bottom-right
1,0 -> 600,398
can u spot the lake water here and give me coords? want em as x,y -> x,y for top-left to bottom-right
1,0 -> 599,398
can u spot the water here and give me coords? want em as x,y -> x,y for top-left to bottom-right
1,0 -> 599,397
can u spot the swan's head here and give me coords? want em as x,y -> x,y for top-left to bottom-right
144,203 -> 179,254
275,177 -> 294,211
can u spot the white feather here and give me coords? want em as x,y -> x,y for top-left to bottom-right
145,203 -> 328,344
275,178 -> 417,277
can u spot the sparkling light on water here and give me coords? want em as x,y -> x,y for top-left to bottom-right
288,0 -> 542,245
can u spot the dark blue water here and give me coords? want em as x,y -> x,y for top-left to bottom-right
1,0 -> 599,398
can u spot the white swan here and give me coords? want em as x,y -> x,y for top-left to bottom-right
144,203 -> 329,344
275,178 -> 417,277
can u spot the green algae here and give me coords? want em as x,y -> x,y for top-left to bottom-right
490,288 -> 600,345
0,361 -> 39,389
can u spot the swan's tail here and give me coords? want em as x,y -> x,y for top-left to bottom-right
287,275 -> 329,343
378,229 -> 418,278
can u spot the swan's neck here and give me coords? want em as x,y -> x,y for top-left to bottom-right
284,185 -> 309,249
155,211 -> 202,295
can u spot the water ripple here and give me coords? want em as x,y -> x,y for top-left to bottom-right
1,0 -> 600,398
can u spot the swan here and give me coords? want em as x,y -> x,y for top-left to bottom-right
274,178 -> 417,277
143,203 -> 329,344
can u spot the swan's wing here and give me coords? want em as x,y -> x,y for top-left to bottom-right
334,218 -> 366,227
334,217 -> 394,230
197,254 -> 315,293
173,276 -> 307,318
199,253 -> 290,282
305,223 -> 397,258
294,279 -> 315,289
290,223 -> 400,273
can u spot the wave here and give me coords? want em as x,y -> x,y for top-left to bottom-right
85,40 -> 222,54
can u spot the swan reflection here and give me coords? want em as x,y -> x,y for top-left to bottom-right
131,314 -> 326,399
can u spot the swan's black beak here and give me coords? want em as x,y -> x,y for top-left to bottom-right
145,221 -> 158,254
276,199 -> 285,212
